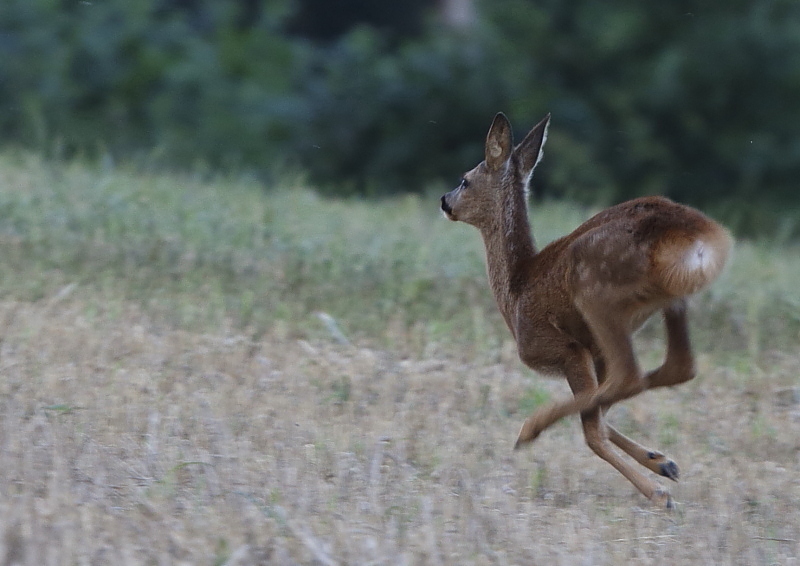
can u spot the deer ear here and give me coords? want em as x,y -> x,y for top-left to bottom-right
485,112 -> 513,171
515,113 -> 550,178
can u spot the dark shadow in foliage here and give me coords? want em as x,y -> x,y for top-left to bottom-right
285,0 -> 433,43
291,28 -> 512,195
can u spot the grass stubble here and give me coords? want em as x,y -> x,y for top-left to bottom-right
0,153 -> 798,564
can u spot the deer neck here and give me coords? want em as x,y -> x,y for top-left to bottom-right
479,190 -> 537,327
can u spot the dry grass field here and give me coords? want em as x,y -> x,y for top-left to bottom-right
0,154 -> 799,564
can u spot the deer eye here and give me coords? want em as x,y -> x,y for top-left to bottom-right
459,178 -> 468,189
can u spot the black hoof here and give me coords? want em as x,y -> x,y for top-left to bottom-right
659,460 -> 680,481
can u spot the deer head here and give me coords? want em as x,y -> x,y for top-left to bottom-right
440,112 -> 550,230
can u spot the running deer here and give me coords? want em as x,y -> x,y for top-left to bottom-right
440,113 -> 732,507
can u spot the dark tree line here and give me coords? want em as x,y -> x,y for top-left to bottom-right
1,0 -> 799,236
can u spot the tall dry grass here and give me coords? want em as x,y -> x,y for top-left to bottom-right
0,153 -> 798,563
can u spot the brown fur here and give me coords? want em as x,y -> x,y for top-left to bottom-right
441,113 -> 732,507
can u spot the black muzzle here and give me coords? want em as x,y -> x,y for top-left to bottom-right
440,195 -> 453,215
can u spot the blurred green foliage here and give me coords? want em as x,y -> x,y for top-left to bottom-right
1,0 -> 800,234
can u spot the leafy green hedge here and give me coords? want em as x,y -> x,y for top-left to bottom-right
2,0 -> 800,235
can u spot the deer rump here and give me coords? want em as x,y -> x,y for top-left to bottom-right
566,196 -> 732,308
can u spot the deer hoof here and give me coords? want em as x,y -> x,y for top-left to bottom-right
658,460 -> 680,482
648,451 -> 680,481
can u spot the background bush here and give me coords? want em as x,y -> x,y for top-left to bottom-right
1,0 -> 800,234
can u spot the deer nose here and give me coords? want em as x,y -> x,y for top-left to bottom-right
440,195 -> 453,215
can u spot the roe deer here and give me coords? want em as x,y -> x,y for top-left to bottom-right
440,113 -> 732,508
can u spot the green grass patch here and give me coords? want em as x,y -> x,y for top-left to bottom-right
518,385 -> 552,416
0,151 -> 798,361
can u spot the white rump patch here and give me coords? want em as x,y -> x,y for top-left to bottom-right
683,240 -> 714,273
660,230 -> 731,297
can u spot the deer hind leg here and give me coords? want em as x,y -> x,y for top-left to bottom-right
582,407 -> 672,508
645,299 -> 696,390
592,358 -> 681,481
598,299 -> 695,482
561,347 -> 672,507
